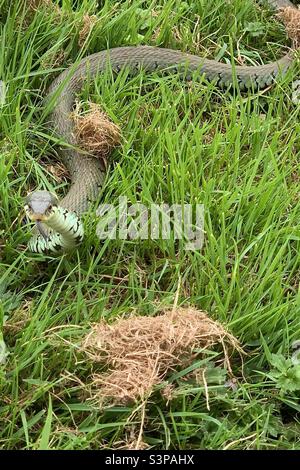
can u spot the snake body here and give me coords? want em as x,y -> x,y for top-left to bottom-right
26,0 -> 297,253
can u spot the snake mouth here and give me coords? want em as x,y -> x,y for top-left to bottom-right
29,213 -> 48,222
24,210 -> 50,240
24,210 -> 49,240
24,206 -> 52,224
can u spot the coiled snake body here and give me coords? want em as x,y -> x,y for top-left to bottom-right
25,0 -> 297,253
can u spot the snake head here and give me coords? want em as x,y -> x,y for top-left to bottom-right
24,190 -> 58,223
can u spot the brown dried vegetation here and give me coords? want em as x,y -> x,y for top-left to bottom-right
73,102 -> 121,161
277,6 -> 300,47
82,307 -> 242,405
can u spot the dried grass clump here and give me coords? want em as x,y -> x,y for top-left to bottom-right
82,307 -> 242,405
73,102 -> 121,160
78,14 -> 98,47
277,6 -> 300,46
45,161 -> 69,183
27,0 -> 53,9
26,0 -> 62,18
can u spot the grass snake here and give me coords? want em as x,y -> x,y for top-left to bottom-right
25,0 -> 297,253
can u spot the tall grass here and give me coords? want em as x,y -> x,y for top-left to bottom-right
0,0 -> 299,449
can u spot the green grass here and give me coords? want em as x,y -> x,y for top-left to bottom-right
1,0 -> 300,450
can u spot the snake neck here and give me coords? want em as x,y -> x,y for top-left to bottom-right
28,206 -> 84,254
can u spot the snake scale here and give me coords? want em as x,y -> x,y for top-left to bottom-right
25,0 -> 297,253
